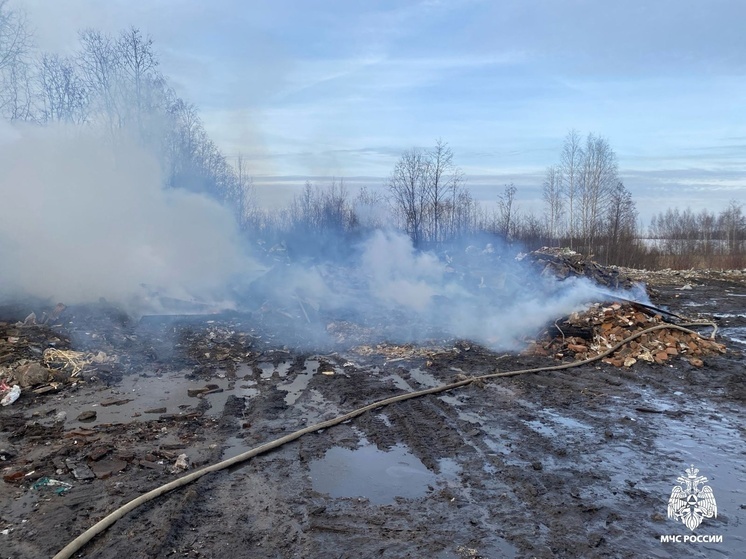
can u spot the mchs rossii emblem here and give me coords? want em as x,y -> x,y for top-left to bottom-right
667,465 -> 717,531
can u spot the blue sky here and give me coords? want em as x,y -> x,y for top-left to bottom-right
18,0 -> 746,222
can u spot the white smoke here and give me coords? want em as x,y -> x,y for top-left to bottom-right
360,230 -> 453,311
249,228 -> 639,350
351,230 -> 608,349
0,123 -> 256,310
0,121 -> 643,351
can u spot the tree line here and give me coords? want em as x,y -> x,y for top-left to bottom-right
2,2 -> 743,269
0,1 -> 251,219
251,132 -> 744,269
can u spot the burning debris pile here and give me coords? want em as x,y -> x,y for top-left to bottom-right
177,319 -> 259,366
525,302 -> 725,367
520,247 -> 637,290
0,311 -> 120,405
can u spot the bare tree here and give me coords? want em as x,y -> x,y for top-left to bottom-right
116,26 -> 158,131
559,130 -> 583,249
354,186 -> 387,230
77,28 -> 124,132
719,200 -> 745,256
496,184 -> 518,241
450,187 -> 478,239
604,182 -> 637,265
0,0 -> 33,120
234,153 -> 256,229
578,133 -> 618,254
37,53 -> 87,123
542,165 -> 564,245
425,139 -> 464,244
697,208 -> 717,257
388,148 -> 430,247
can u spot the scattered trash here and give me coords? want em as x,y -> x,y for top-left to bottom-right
0,449 -> 15,461
31,477 -> 72,494
13,362 -> 52,388
21,313 -> 37,326
2,469 -> 28,483
99,398 -> 132,407
89,458 -> 128,479
1,385 -> 21,406
43,348 -> 90,377
87,446 -> 112,461
77,410 -> 97,422
36,302 -> 67,326
170,453 -> 189,473
65,459 -> 95,481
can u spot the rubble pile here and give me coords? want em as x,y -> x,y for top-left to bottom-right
352,343 -> 437,360
520,247 -> 638,290
178,322 -> 258,366
0,315 -> 118,405
1,321 -> 71,402
525,302 -> 726,367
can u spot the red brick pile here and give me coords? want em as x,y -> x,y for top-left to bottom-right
526,302 -> 725,367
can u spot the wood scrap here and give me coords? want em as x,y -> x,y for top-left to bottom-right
525,302 -> 725,367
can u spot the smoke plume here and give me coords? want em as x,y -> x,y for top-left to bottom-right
0,121 -> 645,350
0,122 -> 255,311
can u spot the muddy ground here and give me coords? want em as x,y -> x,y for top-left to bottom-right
1,270 -> 744,559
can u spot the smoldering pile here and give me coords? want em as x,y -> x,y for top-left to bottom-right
525,301 -> 725,367
518,246 -> 638,290
0,310 -> 121,403
242,233 -> 619,351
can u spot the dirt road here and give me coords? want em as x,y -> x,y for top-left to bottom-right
1,271 -> 744,558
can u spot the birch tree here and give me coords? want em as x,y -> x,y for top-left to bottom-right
388,148 -> 430,247
425,139 -> 463,244
604,181 -> 637,264
560,129 -> 583,249
542,164 -> 564,244
579,133 -> 618,253
496,184 -> 518,241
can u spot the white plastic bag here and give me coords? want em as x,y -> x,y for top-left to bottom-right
1,385 -> 21,406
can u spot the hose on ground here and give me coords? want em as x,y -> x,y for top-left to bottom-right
53,320 -> 717,559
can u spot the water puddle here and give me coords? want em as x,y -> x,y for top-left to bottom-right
278,359 -> 319,405
408,367 -> 441,388
255,361 -> 292,379
376,413 -> 392,427
44,357 -> 326,427
47,370 -> 260,427
222,435 -> 250,460
524,408 -> 592,439
721,327 -> 746,345
309,443 -> 456,504
382,373 -> 413,392
438,394 -> 486,424
637,389 -> 679,412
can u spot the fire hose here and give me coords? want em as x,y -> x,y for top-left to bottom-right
54,320 -> 718,559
